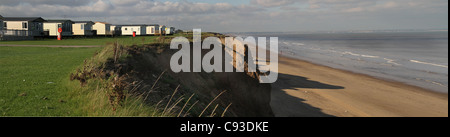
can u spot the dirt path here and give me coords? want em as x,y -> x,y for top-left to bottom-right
271,56 -> 448,117
0,44 -> 102,48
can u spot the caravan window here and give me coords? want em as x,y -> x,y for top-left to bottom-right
23,22 -> 27,29
35,23 -> 40,30
3,22 -> 6,29
81,24 -> 84,30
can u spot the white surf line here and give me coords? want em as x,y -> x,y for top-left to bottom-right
384,58 -> 401,66
341,51 -> 402,66
415,78 -> 448,87
410,60 -> 448,68
342,51 -> 380,59
361,55 -> 380,58
342,51 -> 360,56
293,43 -> 305,46
328,50 -> 338,53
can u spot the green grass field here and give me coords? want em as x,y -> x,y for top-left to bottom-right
0,46 -> 102,116
0,35 -> 175,116
0,34 -> 188,46
0,33 -> 196,116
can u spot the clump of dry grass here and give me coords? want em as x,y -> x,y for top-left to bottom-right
199,90 -> 227,117
135,71 -> 232,117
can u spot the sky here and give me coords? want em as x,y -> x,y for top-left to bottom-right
0,0 -> 448,32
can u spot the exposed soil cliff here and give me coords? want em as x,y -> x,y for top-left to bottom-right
71,38 -> 273,117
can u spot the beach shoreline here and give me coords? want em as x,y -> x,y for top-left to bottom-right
271,55 -> 448,117
281,54 -> 448,96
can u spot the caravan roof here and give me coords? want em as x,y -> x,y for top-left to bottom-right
2,17 -> 46,22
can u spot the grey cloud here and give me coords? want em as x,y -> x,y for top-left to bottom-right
250,0 -> 299,7
0,0 -> 93,6
109,1 -> 244,16
0,0 -> 112,17
0,0 -> 447,32
308,0 -> 378,8
109,0 -> 152,6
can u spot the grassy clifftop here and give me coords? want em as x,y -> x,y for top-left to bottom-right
0,46 -> 102,116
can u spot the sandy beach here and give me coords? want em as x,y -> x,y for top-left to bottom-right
271,56 -> 448,117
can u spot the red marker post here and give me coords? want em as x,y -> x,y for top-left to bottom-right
57,28 -> 62,40
133,31 -> 136,37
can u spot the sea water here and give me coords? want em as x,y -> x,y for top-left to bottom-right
232,32 -> 448,93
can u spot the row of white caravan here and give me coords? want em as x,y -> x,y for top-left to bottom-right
0,16 -> 175,38
113,24 -> 176,36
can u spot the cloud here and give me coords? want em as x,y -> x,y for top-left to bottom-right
0,0 -> 249,17
307,0 -> 448,13
250,0 -> 298,7
0,0 -> 93,6
0,0 -> 447,32
0,0 -> 112,17
308,0 -> 377,11
110,0 -> 145,6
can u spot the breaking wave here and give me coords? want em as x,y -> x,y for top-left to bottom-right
410,60 -> 448,68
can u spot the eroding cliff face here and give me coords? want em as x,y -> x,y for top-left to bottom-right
122,43 -> 274,117
71,40 -> 274,117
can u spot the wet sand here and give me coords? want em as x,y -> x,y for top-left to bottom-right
271,56 -> 448,117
